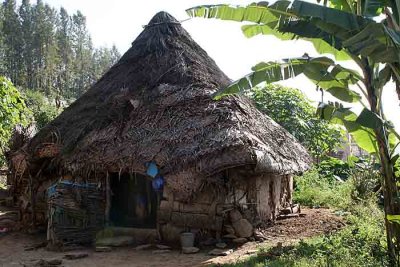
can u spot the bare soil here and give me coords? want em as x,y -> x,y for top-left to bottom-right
0,208 -> 345,267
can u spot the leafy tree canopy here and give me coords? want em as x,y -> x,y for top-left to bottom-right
0,76 -> 30,163
23,89 -> 60,130
250,84 -> 343,159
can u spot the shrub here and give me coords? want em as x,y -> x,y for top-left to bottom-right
0,77 -> 31,165
293,169 -> 353,209
23,89 -> 61,130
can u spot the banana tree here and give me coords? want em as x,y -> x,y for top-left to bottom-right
187,0 -> 400,263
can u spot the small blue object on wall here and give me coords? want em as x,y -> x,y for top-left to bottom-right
47,184 -> 57,197
146,162 -> 158,178
152,176 -> 164,191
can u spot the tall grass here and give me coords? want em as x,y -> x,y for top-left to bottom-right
293,170 -> 354,209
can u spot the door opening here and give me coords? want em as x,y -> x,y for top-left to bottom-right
109,173 -> 160,228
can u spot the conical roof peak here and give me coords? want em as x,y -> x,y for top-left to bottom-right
147,11 -> 180,26
125,11 -> 186,55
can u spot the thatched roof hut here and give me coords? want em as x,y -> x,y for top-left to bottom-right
9,12 -> 310,246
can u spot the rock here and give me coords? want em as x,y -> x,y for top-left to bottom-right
278,214 -> 299,220
253,229 -> 266,241
208,248 -> 234,256
224,225 -> 235,235
95,246 -> 112,252
135,244 -> 153,250
215,242 -> 227,249
96,236 -> 134,247
246,249 -> 258,255
45,259 -> 62,266
248,237 -> 255,242
232,218 -> 253,238
24,242 -> 47,251
229,209 -> 242,223
156,244 -> 171,250
64,253 -> 88,260
222,234 -> 237,239
232,238 -> 248,244
182,247 -> 200,254
152,249 -> 171,254
33,259 -> 62,266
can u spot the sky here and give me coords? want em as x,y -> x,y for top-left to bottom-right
44,0 -> 400,130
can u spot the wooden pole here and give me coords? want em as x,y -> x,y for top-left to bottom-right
105,172 -> 111,226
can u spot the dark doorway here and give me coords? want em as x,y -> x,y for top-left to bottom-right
110,173 -> 160,228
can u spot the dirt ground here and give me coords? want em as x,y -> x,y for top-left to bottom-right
0,208 -> 345,267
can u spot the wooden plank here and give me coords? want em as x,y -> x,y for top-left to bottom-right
272,174 -> 282,219
256,174 -> 272,222
105,173 -> 111,226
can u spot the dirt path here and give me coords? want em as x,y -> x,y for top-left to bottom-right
0,208 -> 344,267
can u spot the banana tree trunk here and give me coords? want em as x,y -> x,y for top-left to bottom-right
375,129 -> 400,265
363,58 -> 400,264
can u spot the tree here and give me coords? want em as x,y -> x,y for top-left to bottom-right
19,0 -> 33,89
2,0 -> 23,84
0,76 -> 30,164
188,0 -> 400,263
23,89 -> 60,130
31,0 -> 59,94
91,46 -> 121,82
0,3 -> 6,74
250,84 -> 342,161
0,0 -> 121,99
55,7 -> 73,97
110,44 -> 121,64
71,11 -> 93,97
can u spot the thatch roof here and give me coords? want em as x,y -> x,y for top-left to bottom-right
24,12 -> 310,198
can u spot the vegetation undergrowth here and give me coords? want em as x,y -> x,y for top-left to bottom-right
218,168 -> 387,267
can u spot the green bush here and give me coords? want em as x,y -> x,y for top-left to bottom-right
317,156 -> 353,180
23,90 -> 61,130
249,85 -> 343,160
0,77 -> 31,165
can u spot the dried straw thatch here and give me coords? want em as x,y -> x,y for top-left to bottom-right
24,12 -> 310,198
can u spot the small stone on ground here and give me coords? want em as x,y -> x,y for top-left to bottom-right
152,249 -> 171,254
63,253 -> 88,260
135,244 -> 153,250
182,247 -> 200,254
208,248 -> 234,256
246,249 -> 258,254
95,246 -> 112,252
156,244 -> 171,250
33,259 -> 62,266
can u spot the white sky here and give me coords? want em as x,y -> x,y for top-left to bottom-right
44,0 -> 400,130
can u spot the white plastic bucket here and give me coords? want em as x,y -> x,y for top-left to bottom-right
180,232 -> 194,248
